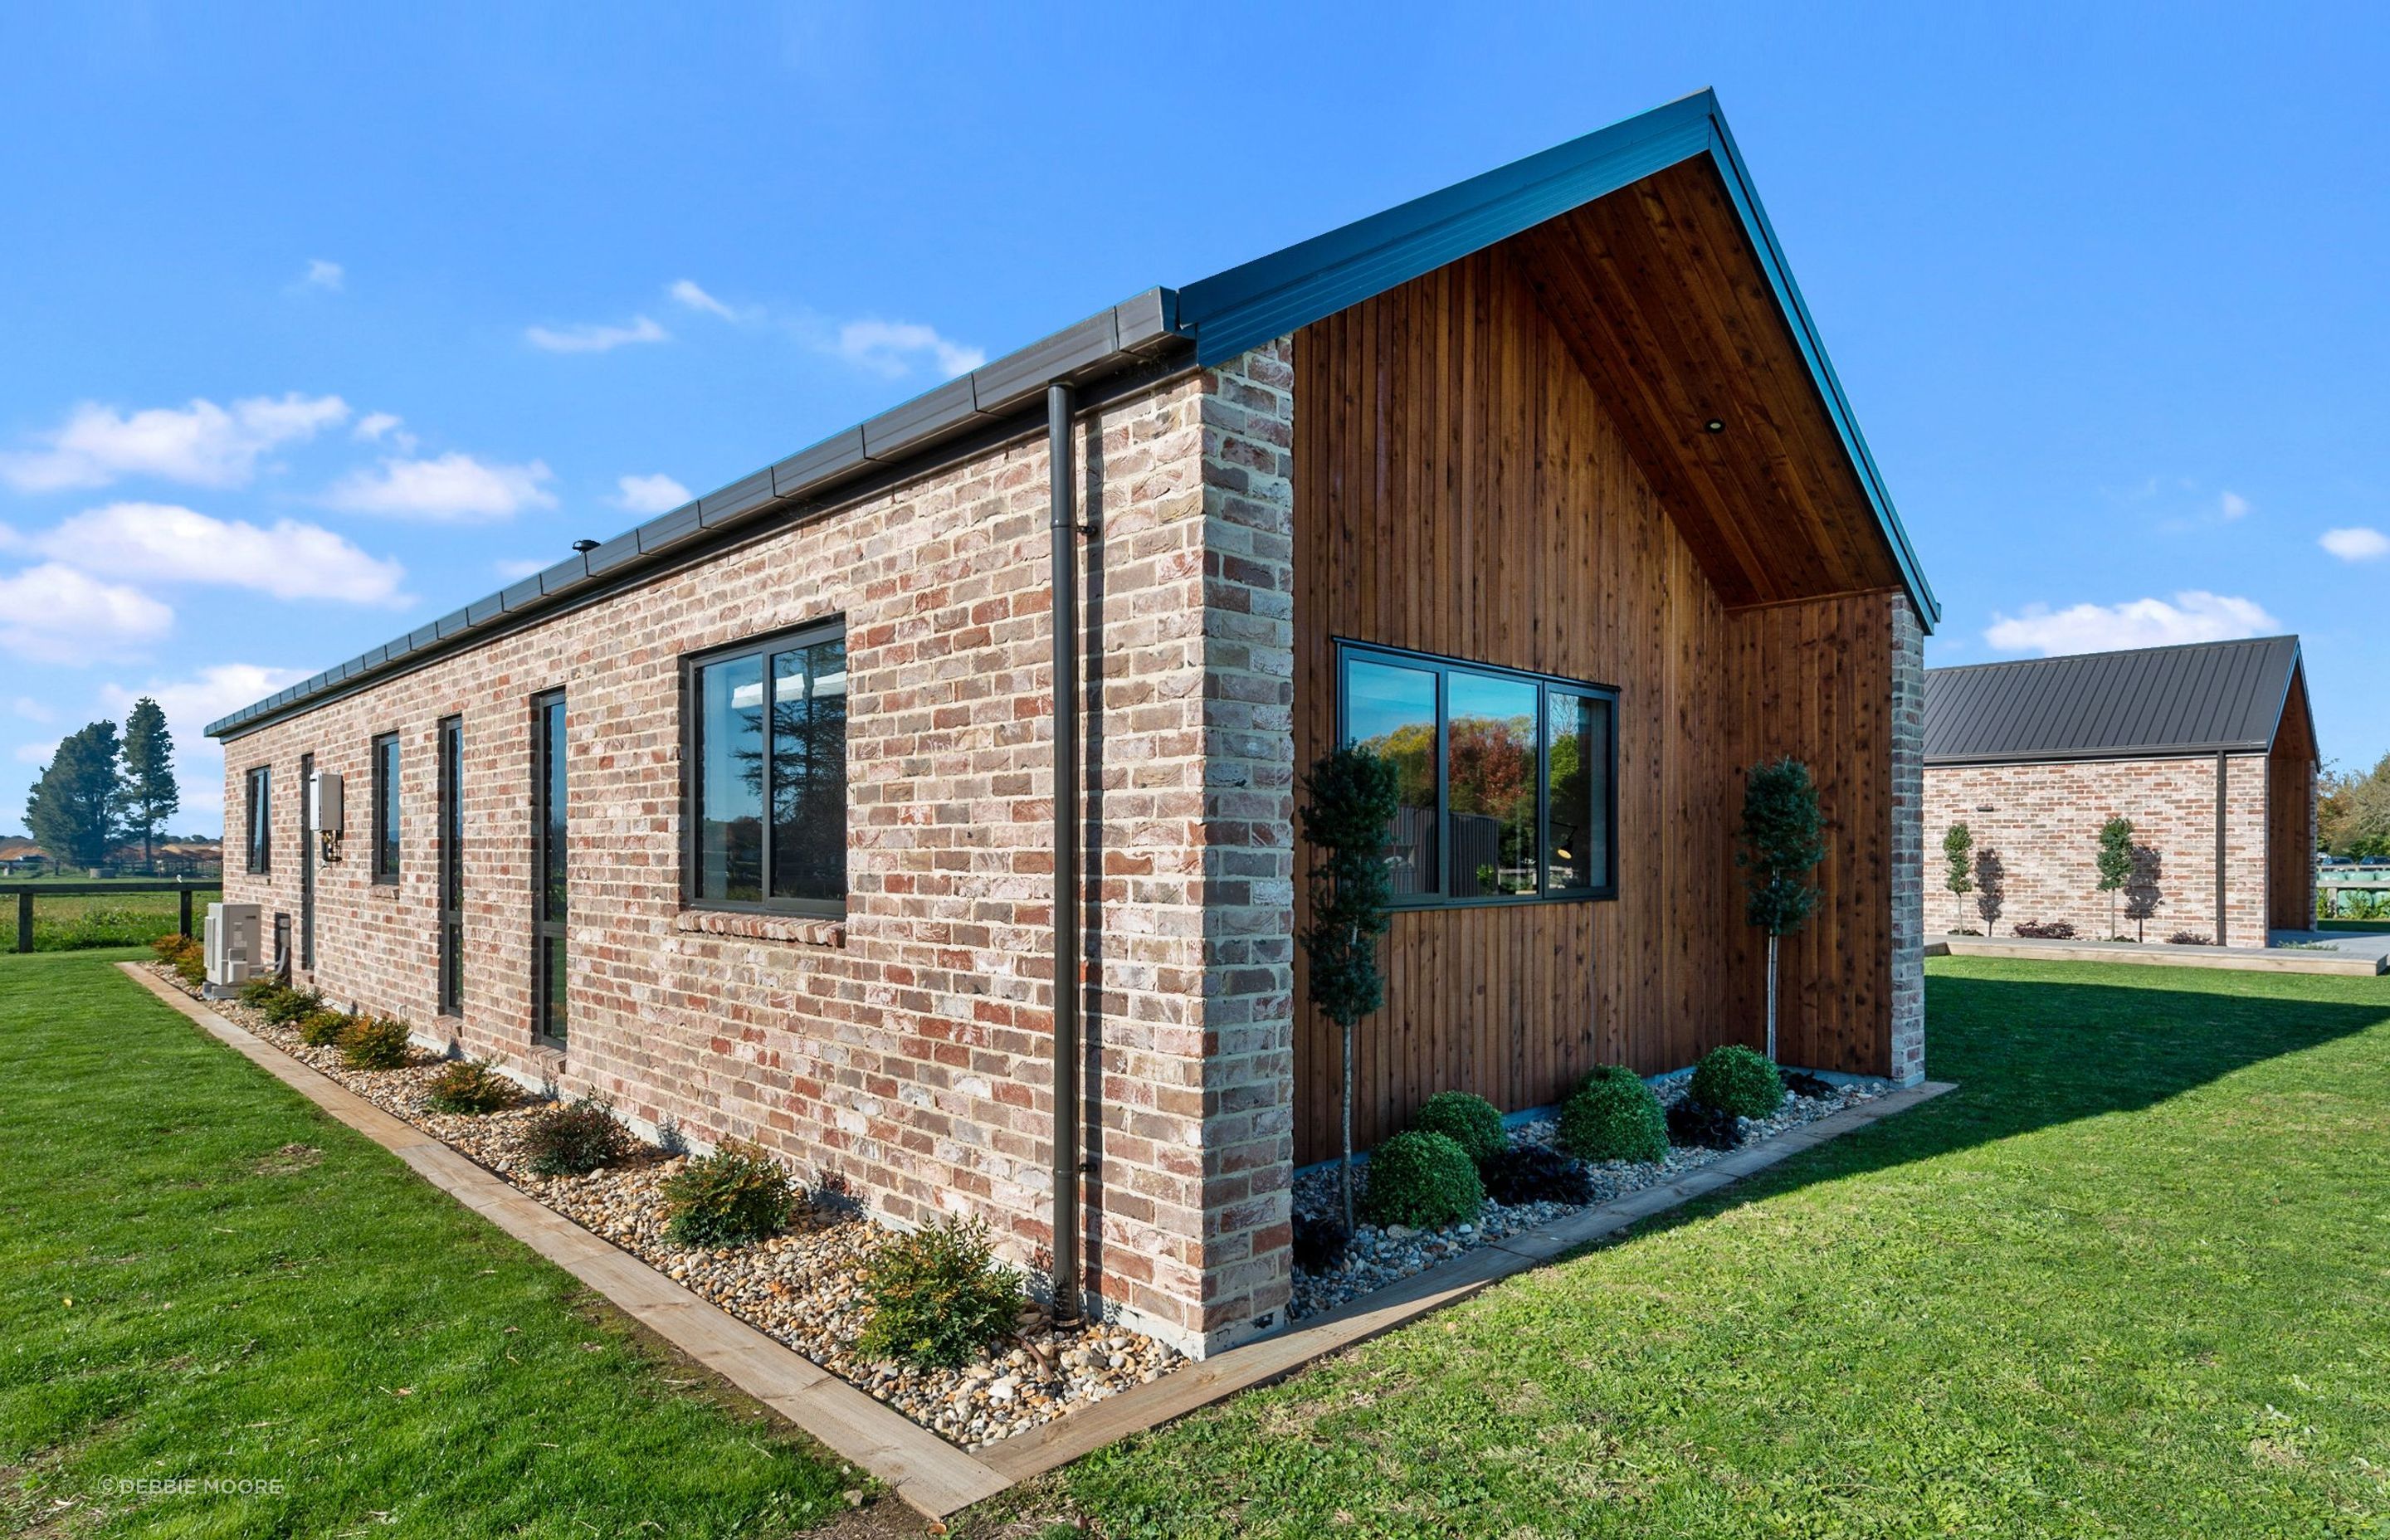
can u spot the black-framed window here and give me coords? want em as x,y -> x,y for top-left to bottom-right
533,691 -> 568,1048
1335,641 -> 1616,905
244,766 -> 272,875
437,715 -> 463,1016
370,732 -> 401,885
685,618 -> 847,917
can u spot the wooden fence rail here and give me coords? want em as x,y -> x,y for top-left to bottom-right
5,880 -> 222,954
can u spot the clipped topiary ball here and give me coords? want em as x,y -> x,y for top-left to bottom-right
1411,1090 -> 1506,1170
1690,1044 -> 1784,1121
1558,1065 -> 1668,1164
1363,1130 -> 1484,1229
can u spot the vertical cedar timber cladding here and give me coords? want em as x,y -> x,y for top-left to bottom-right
2266,665 -> 2317,929
1290,241 -> 1899,1163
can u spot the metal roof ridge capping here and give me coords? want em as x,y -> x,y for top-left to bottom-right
209,89 -> 1935,740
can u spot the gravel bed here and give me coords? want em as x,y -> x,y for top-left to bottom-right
1289,1071 -> 1886,1320
150,967 -> 1181,1450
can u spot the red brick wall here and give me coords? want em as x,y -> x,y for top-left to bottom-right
219,349 -> 1299,1356
1923,754 -> 2271,944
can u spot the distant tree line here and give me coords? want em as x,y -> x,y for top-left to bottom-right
21,698 -> 183,870
2319,753 -> 2390,859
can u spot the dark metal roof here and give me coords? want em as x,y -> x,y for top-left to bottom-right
1924,636 -> 2304,764
212,89 -> 1934,740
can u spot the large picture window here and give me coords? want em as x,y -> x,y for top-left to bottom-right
370,731 -> 401,885
244,765 -> 271,875
686,618 -> 846,916
1336,641 -> 1615,905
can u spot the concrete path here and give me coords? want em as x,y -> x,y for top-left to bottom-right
1930,933 -> 2385,976
122,962 -> 1958,1518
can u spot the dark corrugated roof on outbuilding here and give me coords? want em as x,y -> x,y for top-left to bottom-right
1924,636 -> 2304,764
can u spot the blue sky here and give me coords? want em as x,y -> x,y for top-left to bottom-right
5,2 -> 2385,836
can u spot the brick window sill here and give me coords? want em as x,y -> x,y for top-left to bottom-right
671,909 -> 846,949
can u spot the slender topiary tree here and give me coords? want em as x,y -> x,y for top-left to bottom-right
1298,744 -> 1402,1231
1738,758 -> 1827,1063
2096,816 -> 2134,939
1942,822 -> 1975,934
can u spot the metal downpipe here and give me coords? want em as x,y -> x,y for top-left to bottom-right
1046,382 -> 1083,1324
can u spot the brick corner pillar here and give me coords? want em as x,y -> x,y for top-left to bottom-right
1886,592 -> 1927,1085
1188,335 -> 1299,1354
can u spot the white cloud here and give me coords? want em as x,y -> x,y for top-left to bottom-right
324,452 -> 557,522
0,563 -> 174,662
2319,526 -> 2389,563
0,392 -> 349,492
11,696 -> 52,724
525,315 -> 669,353
833,319 -> 985,379
493,556 -> 550,580
1984,591 -> 2280,657
613,472 -> 690,514
302,258 -> 344,291
2218,490 -> 2250,521
36,503 -> 408,607
670,279 -> 737,319
99,664 -> 312,829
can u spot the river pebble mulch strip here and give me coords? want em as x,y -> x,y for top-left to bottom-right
149,967 -> 1182,1450
1288,1072 -> 1888,1320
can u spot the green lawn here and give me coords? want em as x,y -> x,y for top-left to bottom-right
0,949 -> 858,1538
980,958 -> 2390,1538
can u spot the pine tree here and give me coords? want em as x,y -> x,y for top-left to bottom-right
24,720 -> 124,870
119,697 -> 179,872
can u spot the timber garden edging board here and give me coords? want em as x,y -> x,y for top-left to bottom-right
117,961 -> 1953,1516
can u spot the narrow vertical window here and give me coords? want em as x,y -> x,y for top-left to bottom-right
245,766 -> 272,875
1544,690 -> 1612,895
1342,657 -> 1439,897
370,732 -> 401,884
437,715 -> 463,1016
1445,669 -> 1540,897
687,618 -> 846,916
532,692 -> 568,1047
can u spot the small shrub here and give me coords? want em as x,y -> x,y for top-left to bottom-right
1690,1044 -> 1784,1122
1362,1130 -> 1484,1228
662,1141 -> 798,1246
1558,1065 -> 1668,1164
2012,919 -> 2077,939
522,1095 -> 633,1176
258,987 -> 324,1026
1480,1143 -> 1594,1206
1291,1212 -> 1351,1274
425,1058 -> 516,1115
238,977 -> 291,1011
336,1015 -> 413,1070
1666,1098 -> 1744,1151
149,933 -> 196,960
2168,930 -> 2215,947
856,1216 -> 1023,1368
172,948 -> 207,986
296,1008 -> 352,1047
1410,1091 -> 1506,1170
1781,1068 -> 1836,1100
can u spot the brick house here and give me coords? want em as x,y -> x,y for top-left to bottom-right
1923,636 -> 2317,944
208,91 -> 1936,1358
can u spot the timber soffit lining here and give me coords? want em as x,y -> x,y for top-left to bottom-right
1923,636 -> 2305,766
209,88 -> 1934,742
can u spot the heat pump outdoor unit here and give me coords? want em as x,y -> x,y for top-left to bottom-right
205,902 -> 262,997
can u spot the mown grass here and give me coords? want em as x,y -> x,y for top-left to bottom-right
976,958 -> 2390,1538
0,949 -> 859,1537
